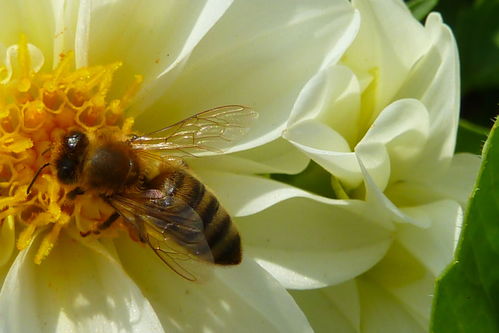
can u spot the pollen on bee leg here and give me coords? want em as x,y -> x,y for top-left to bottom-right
17,223 -> 37,251
122,117 -> 135,136
121,75 -> 143,109
0,215 -> 15,266
34,214 -> 70,265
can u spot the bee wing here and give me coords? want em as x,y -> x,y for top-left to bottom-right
108,192 -> 213,281
129,105 -> 258,157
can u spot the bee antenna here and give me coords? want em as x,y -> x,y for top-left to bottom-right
41,145 -> 52,156
27,163 -> 50,195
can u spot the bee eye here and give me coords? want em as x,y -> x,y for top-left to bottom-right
56,158 -> 78,184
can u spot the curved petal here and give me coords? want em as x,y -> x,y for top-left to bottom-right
286,97 -> 431,191
85,0 -> 232,105
191,169 -> 351,217
238,196 -> 393,289
287,64 -> 362,147
384,153 -> 480,209
285,120 -> 362,189
295,256 -> 433,333
398,200 -> 462,276
344,0 -> 428,125
114,236 -> 313,333
175,170 -> 392,289
0,232 -> 164,333
424,153 -> 481,206
361,243 -> 436,331
356,98 -> 430,190
394,14 -> 460,177
74,0 -> 91,68
291,281 -> 360,333
356,279 -> 428,333
188,138 -> 309,175
51,0 -> 91,68
135,0 -> 359,150
357,153 -> 418,227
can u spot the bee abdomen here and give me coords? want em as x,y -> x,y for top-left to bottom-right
163,170 -> 241,265
204,206 -> 241,265
181,176 -> 241,265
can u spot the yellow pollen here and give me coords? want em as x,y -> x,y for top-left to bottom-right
0,36 -> 142,263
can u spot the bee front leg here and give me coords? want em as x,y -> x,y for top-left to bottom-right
67,187 -> 85,200
79,211 -> 120,238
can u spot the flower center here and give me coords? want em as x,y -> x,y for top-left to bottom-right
0,36 -> 142,264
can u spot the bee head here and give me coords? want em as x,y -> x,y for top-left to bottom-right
56,130 -> 89,184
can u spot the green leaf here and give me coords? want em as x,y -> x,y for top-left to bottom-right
406,0 -> 439,20
434,0 -> 499,129
432,117 -> 499,332
455,119 -> 489,155
435,0 -> 499,93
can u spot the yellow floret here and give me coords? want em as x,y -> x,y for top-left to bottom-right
0,36 -> 142,263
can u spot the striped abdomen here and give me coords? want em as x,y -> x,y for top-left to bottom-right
149,168 -> 241,265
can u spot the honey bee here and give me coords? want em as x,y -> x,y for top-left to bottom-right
28,105 -> 258,280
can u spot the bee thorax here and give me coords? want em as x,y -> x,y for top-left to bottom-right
85,142 -> 139,192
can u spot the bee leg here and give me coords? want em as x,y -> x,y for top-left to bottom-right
98,212 -> 120,231
67,187 -> 85,200
79,212 -> 120,238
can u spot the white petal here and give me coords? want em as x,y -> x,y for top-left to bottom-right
188,138 -> 309,175
394,13 -> 461,178
424,153 -> 481,206
147,169 -> 392,289
398,200 -> 462,276
191,169 -> 321,216
295,263 -> 431,333
190,169 -> 393,290
0,232 -> 164,333
385,153 -> 481,208
291,281 -> 360,333
85,0 -> 231,105
357,153 -> 417,227
236,197 -> 393,289
285,119 -> 363,189
74,0 -> 91,67
283,65 -> 363,189
288,64 -> 362,146
345,0 -> 428,120
361,243 -> 436,331
51,0 -> 78,67
357,278 -> 428,333
356,98 -> 430,190
135,0 -> 359,148
114,236 -> 313,333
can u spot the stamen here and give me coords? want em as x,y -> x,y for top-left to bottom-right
17,34 -> 32,88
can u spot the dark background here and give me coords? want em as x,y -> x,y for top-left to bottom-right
407,0 -> 499,130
